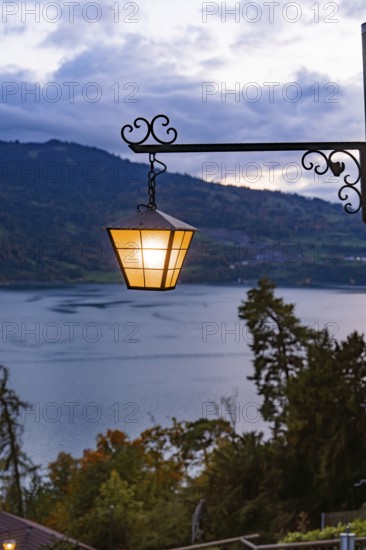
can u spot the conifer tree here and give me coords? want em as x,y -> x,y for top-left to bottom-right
0,364 -> 35,516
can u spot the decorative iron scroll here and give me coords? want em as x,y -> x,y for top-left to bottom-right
121,115 -> 178,146
301,149 -> 362,214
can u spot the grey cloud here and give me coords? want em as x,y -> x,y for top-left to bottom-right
340,0 -> 366,18
0,37 -> 363,204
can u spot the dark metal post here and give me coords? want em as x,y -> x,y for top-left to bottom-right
361,24 -> 366,221
362,23 -> 366,134
360,146 -> 366,222
340,525 -> 355,550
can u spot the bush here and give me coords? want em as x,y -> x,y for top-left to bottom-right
281,520 -> 366,543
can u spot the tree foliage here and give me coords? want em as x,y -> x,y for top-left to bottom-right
238,279 -> 312,433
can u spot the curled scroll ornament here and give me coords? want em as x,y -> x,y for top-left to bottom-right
301,149 -> 362,214
121,115 -> 178,146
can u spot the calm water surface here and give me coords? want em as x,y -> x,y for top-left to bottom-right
0,283 -> 365,468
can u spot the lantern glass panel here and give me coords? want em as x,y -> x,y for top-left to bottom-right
141,230 -> 170,249
125,269 -> 145,287
182,231 -> 193,249
145,269 -> 164,287
110,229 -> 141,249
168,249 -> 179,269
172,231 -> 184,248
176,249 -> 188,269
118,247 -> 143,268
165,269 -> 174,286
171,269 -> 180,287
142,248 -> 167,270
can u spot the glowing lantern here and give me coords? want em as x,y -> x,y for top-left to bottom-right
106,208 -> 196,290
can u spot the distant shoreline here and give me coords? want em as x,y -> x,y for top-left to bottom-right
1,280 -> 366,292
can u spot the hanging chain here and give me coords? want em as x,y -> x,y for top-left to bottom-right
137,152 -> 167,212
147,152 -> 157,210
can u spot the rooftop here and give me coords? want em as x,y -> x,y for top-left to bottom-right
0,511 -> 97,550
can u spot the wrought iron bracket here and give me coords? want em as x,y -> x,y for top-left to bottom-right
121,115 -> 366,222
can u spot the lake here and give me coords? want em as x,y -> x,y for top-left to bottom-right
0,283 -> 365,469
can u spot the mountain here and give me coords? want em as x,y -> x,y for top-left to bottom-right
1,138 -> 366,287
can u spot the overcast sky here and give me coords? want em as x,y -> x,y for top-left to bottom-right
1,0 -> 366,203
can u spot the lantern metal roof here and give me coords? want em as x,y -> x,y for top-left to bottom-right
105,209 -> 197,231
